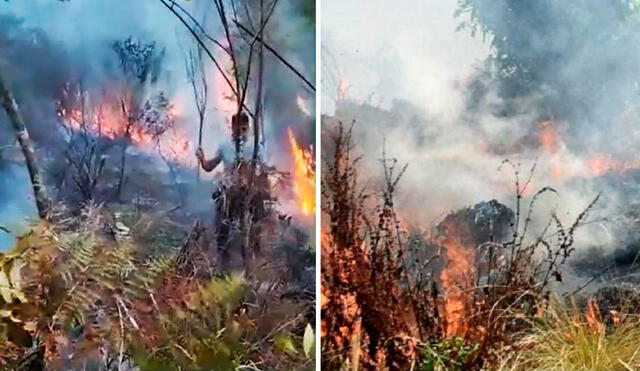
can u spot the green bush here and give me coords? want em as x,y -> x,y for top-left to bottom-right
419,337 -> 478,371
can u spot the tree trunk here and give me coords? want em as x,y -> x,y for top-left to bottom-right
115,143 -> 127,201
0,73 -> 50,219
252,0 -> 265,165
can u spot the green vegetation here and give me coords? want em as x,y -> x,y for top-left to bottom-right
0,205 -> 314,370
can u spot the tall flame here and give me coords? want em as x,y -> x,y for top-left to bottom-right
439,221 -> 473,337
287,127 -> 315,215
212,42 -> 238,116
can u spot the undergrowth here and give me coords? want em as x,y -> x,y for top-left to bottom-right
0,204 -> 315,370
321,120 -> 603,370
495,300 -> 640,371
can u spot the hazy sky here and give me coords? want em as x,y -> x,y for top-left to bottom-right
321,0 -> 490,115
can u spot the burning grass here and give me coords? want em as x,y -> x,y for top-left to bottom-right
495,300 -> 640,371
321,120 -> 606,370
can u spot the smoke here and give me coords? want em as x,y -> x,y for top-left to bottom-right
0,163 -> 36,250
322,0 -> 640,278
0,0 -> 315,249
3,0 -> 314,152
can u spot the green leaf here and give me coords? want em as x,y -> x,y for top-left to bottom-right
274,333 -> 297,355
0,259 -> 24,303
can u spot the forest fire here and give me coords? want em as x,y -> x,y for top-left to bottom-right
58,107 -> 151,144
212,46 -> 238,116
439,221 -> 474,338
0,0 -> 317,368
287,127 -> 315,215
585,154 -> 640,177
585,296 -> 604,334
536,119 -> 640,179
56,96 -> 193,165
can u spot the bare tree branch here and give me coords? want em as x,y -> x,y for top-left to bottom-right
159,0 -> 256,118
234,20 -> 315,91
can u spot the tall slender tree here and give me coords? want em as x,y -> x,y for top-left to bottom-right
0,72 -> 50,218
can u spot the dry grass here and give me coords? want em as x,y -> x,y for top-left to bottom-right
495,300 -> 640,371
321,120 -> 602,370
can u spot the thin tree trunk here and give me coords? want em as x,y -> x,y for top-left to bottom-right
197,110 -> 204,181
252,0 -> 265,165
115,144 -> 127,201
0,73 -> 50,219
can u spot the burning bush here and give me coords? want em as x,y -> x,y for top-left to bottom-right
321,121 -> 418,369
321,120 -> 601,370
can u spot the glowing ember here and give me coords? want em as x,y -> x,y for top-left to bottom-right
287,127 -> 315,215
439,221 -> 474,337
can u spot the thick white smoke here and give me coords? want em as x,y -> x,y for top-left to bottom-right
321,0 -> 640,285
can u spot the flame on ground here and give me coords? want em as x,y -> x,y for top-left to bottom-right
57,97 -> 193,166
439,221 -> 474,337
537,119 -> 640,179
585,154 -> 640,177
287,127 -> 315,215
585,296 -> 604,334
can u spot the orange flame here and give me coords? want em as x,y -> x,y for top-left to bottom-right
212,44 -> 238,116
585,154 -> 640,177
538,120 -> 559,154
585,296 -> 604,334
535,119 -> 640,179
439,221 -> 474,337
287,127 -> 315,215
57,98 -> 192,165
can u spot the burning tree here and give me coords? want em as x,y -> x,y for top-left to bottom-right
53,36 -> 194,207
111,37 -> 166,200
